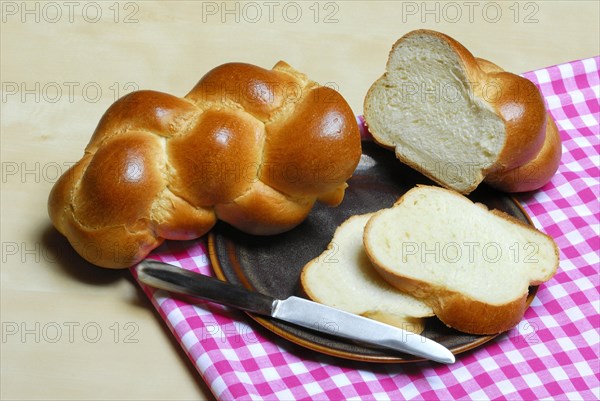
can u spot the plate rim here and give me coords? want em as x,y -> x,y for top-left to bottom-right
207,196 -> 538,363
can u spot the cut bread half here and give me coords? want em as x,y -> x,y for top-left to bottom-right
363,186 -> 559,334
301,213 -> 434,334
364,30 -> 560,194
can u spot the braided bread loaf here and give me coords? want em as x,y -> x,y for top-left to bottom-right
48,61 -> 362,268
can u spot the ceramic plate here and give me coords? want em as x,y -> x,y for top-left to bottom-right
208,141 -> 537,363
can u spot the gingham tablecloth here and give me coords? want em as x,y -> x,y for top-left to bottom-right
131,57 -> 600,401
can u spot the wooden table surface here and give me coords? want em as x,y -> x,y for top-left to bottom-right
1,1 -> 598,399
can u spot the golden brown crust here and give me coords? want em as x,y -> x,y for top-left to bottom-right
214,181 -> 315,235
261,86 -> 362,197
475,57 -> 561,191
75,132 -> 165,228
316,183 -> 348,207
86,90 -> 199,151
152,193 -> 216,241
364,30 -> 561,194
48,61 -> 361,268
485,117 -> 562,192
167,108 -> 265,206
471,57 -> 547,172
186,61 -> 307,122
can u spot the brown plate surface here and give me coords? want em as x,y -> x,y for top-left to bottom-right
208,141 -> 537,363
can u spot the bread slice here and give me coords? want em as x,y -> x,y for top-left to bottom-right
364,30 -> 560,194
301,213 -> 434,334
363,186 -> 559,334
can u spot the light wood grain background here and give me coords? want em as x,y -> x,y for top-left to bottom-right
1,1 -> 598,399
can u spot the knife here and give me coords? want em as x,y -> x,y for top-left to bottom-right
135,260 -> 455,364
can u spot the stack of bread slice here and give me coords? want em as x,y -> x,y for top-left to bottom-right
302,186 -> 559,335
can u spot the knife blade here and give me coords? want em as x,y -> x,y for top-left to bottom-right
136,259 -> 455,364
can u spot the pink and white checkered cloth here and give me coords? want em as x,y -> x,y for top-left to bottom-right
131,57 -> 600,400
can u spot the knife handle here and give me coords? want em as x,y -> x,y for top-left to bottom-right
136,260 -> 276,315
